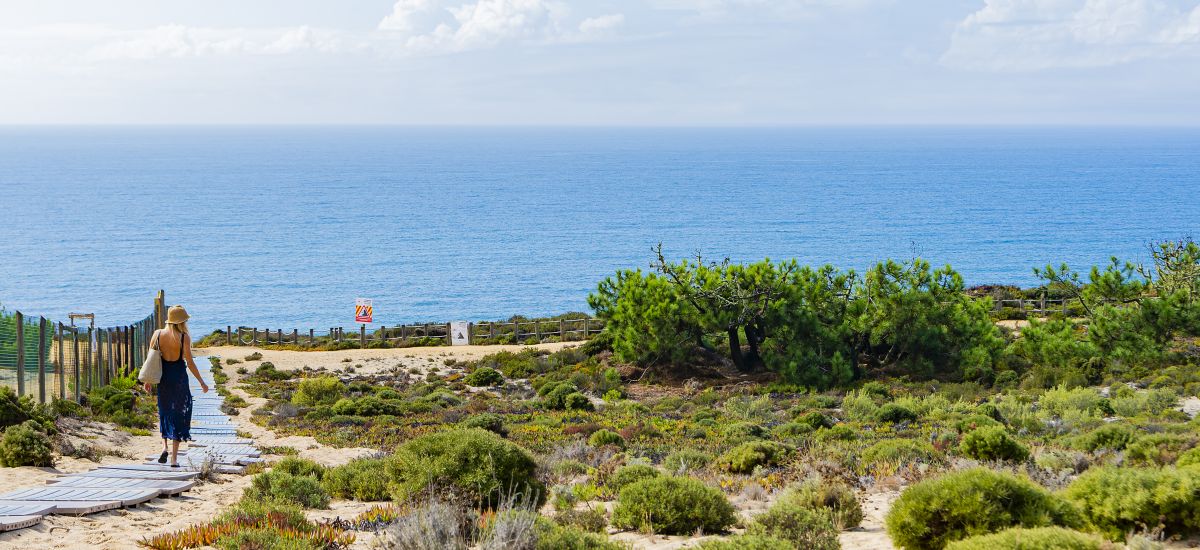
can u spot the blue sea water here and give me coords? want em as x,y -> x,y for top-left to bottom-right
0,126 -> 1197,334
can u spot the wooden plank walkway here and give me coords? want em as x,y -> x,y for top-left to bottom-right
0,363 -> 257,532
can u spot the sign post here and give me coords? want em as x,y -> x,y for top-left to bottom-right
450,321 -> 469,346
355,298 -> 373,324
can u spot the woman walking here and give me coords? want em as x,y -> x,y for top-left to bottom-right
143,305 -> 209,467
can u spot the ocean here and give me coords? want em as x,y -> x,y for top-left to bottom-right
0,126 -> 1197,334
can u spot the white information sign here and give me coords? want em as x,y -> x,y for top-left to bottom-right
450,321 -> 470,346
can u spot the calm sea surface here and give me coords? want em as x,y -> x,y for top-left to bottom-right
0,126 -> 1197,334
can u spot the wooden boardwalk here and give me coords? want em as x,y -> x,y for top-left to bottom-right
0,365 -> 258,532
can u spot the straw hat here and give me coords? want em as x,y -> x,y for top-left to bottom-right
166,305 -> 190,333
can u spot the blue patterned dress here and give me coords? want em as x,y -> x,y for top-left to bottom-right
157,331 -> 192,442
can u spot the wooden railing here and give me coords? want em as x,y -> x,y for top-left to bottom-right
220,318 -> 605,349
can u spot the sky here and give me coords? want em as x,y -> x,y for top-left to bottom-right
1,0 -> 1199,125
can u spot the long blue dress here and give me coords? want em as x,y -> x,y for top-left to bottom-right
157,331 -> 192,442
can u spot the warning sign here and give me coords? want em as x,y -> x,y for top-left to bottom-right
450,321 -> 469,346
355,298 -> 373,323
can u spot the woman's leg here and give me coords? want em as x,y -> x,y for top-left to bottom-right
170,439 -> 181,465
162,438 -> 168,451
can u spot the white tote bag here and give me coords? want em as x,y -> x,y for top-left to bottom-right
138,331 -> 163,384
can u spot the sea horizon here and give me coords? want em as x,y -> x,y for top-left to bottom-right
2,125 -> 1197,333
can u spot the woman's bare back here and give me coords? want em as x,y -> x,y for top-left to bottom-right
156,329 -> 185,361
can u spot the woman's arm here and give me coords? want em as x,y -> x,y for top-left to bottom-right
182,336 -> 210,393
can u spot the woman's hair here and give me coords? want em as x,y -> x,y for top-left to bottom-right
168,322 -> 189,336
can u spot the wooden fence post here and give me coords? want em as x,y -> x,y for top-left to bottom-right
15,312 -> 24,396
74,329 -> 84,393
37,317 -> 47,403
400,324 -> 407,342
489,322 -> 496,340
56,323 -> 65,399
360,325 -> 366,349
227,326 -> 233,346
446,323 -> 452,345
309,329 -> 314,347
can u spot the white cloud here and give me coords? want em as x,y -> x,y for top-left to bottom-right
579,13 -> 625,34
378,0 -> 620,52
943,0 -> 1200,71
83,24 -> 356,60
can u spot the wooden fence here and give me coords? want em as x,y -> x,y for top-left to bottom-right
222,317 -> 605,349
993,297 -> 1070,315
0,290 -> 165,403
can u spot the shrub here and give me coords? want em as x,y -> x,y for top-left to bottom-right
746,500 -> 840,550
612,476 -> 736,535
778,477 -> 862,530
723,422 -> 767,442
388,428 -> 544,508
717,441 -> 791,474
945,527 -> 1106,550
1177,447 -> 1200,468
380,500 -> 468,550
0,420 -> 54,467
1124,433 -> 1195,466
541,382 -> 582,410
663,449 -> 713,473
274,456 -> 326,479
609,464 -> 661,492
953,414 -> 1003,433
696,535 -> 795,550
213,528 -> 317,550
245,351 -> 263,361
876,403 -> 919,424
1063,466 -> 1200,540
797,411 -> 835,430
861,439 -> 938,466
291,376 -> 344,406
1074,423 -> 1135,452
556,507 -> 608,534
465,367 -> 504,386
884,468 -> 1082,550
959,426 -> 1029,462
772,422 -> 814,439
533,515 -> 623,550
814,425 -> 856,442
322,457 -> 391,501
461,413 -> 508,436
563,393 -> 594,412
587,429 -> 625,449
244,470 -> 330,508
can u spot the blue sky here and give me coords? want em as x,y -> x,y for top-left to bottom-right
2,0 -> 1199,124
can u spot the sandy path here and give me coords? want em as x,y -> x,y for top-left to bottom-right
839,490 -> 899,550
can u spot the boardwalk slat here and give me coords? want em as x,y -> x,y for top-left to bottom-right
0,500 -> 121,515
0,515 -> 44,532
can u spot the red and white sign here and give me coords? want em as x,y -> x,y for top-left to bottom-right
355,298 -> 373,323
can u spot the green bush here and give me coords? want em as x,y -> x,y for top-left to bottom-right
465,367 -> 504,386
588,429 -> 625,449
778,477 -> 862,530
746,500 -> 840,550
945,527 -> 1105,550
663,449 -> 713,473
1074,423 -> 1134,452
797,411 -> 835,430
531,515 -> 623,550
1124,433 -> 1195,466
1063,466 -> 1200,540
1177,447 -> 1200,468
772,422 -> 814,439
861,439 -> 938,466
723,422 -> 766,442
696,535 -> 795,550
330,396 -> 407,417
609,464 -> 661,492
876,403 -> 918,424
717,441 -> 791,474
291,376 -> 344,406
959,426 -> 1029,462
563,393 -> 594,412
884,468 -> 1082,550
612,476 -> 736,535
387,428 -> 544,508
321,457 -> 391,501
953,414 -> 1003,433
0,420 -> 54,467
461,413 -> 508,436
274,456 -> 326,479
244,470 -> 330,508
814,425 -> 856,442
213,528 -> 318,550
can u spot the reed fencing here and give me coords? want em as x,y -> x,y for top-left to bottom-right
217,317 -> 605,349
0,291 -> 166,403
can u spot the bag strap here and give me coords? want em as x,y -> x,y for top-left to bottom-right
151,330 -> 161,351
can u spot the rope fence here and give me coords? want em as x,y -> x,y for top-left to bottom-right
212,317 -> 606,350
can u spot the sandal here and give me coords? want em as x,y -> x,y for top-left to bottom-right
170,463 -> 180,468
157,451 -> 169,464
